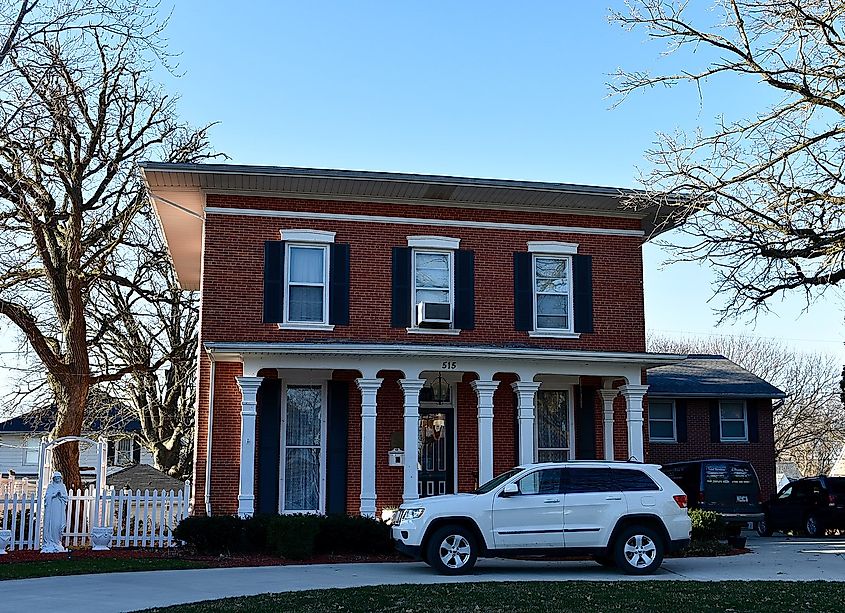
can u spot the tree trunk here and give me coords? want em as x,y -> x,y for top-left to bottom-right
49,376 -> 89,490
151,440 -> 182,477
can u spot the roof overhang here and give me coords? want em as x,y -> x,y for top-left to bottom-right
139,162 -> 686,290
648,392 -> 788,399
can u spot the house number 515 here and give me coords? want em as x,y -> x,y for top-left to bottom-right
441,361 -> 457,370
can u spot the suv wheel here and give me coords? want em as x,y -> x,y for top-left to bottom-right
805,514 -> 825,537
756,516 -> 773,537
425,525 -> 478,575
613,525 -> 664,575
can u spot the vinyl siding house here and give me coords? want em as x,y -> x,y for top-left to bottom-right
0,411 -> 155,480
141,163 -> 781,518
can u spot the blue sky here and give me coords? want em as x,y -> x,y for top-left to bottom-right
0,1 -> 842,402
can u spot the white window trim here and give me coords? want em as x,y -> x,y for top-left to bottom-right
411,248 -> 454,329
527,241 -> 578,255
278,381 -> 328,515
648,400 -> 676,442
719,400 -> 749,442
534,386 -> 575,462
531,253 -> 575,336
22,439 -> 39,466
282,242 -> 330,328
280,229 -> 336,243
406,327 -> 461,336
407,235 -> 460,250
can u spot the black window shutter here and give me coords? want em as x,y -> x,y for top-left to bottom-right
256,379 -> 282,515
454,249 -> 475,330
263,241 -> 285,323
709,400 -> 721,443
107,440 -> 115,464
575,386 -> 597,459
329,243 -> 350,326
391,247 -> 412,328
747,401 -> 759,443
675,399 -> 688,443
132,439 -> 141,464
572,254 -> 594,333
326,381 -> 349,515
513,252 -> 534,331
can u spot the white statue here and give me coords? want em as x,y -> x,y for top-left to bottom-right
41,471 -> 68,553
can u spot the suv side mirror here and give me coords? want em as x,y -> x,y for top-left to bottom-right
500,483 -> 519,497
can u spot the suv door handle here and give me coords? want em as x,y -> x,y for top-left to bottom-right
544,498 -> 561,504
605,496 -> 622,501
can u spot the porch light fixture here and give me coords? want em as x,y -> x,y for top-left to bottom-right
422,372 -> 450,405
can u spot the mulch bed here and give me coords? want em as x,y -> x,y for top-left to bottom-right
0,547 -> 408,567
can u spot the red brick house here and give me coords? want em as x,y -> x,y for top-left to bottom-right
140,163 -> 781,517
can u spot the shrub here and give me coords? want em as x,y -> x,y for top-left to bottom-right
314,514 -> 392,555
175,513 -> 393,559
266,514 -> 320,560
173,515 -> 244,555
689,509 -> 727,542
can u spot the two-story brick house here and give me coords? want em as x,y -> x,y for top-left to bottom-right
140,163 -> 778,518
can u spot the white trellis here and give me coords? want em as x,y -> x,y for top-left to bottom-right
34,436 -> 108,549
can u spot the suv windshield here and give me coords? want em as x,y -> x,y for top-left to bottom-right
473,468 -> 522,494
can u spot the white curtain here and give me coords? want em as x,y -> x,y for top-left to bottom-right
284,386 -> 322,511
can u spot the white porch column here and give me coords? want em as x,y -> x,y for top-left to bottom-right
472,380 -> 500,485
512,381 -> 541,465
355,378 -> 383,517
599,389 -> 618,461
399,379 -> 426,502
235,376 -> 263,518
619,384 -> 649,462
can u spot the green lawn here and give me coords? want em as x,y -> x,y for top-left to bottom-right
141,581 -> 845,613
0,557 -> 209,581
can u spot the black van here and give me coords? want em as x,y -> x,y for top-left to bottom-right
661,459 -> 764,527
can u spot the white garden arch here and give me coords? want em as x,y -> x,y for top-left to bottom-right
34,436 -> 108,548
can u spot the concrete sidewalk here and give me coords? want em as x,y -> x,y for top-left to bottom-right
4,535 -> 845,613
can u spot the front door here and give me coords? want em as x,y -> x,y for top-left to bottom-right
418,408 -> 454,497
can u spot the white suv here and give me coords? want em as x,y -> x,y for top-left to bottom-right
392,461 -> 691,575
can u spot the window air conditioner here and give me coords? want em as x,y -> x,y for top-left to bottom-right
416,302 -> 451,325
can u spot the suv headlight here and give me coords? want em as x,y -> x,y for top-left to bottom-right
397,508 -> 425,524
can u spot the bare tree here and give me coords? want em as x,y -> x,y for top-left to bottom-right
90,205 -> 199,479
0,0 -> 214,488
610,1 -> 845,319
648,333 -> 845,475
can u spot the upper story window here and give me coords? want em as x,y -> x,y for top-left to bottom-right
115,438 -> 133,465
263,230 -> 350,330
514,241 -> 590,338
413,250 -> 453,327
534,255 -> 572,332
719,400 -> 748,442
286,244 -> 329,324
648,400 -> 676,442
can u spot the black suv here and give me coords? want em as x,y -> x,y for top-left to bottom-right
758,476 -> 845,537
661,459 -> 764,528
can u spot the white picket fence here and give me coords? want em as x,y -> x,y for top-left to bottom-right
0,481 -> 191,550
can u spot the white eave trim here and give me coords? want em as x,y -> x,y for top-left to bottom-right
527,241 -> 579,255
206,207 -> 645,238
281,229 -> 336,243
407,235 -> 461,250
204,341 -> 685,366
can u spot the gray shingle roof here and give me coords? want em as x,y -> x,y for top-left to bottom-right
647,354 -> 786,399
106,464 -> 185,493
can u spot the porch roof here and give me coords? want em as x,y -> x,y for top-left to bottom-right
205,341 -> 684,381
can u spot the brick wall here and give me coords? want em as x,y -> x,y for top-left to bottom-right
199,194 -> 646,353
646,398 -> 777,499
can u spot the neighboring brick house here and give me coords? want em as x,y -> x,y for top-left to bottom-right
140,162 -> 779,518
645,355 -> 785,499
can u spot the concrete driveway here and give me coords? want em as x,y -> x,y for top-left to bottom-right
4,534 -> 844,613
